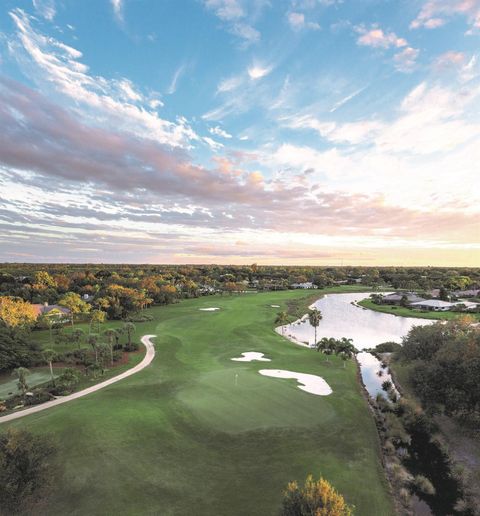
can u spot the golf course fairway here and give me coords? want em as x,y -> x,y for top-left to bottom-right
5,290 -> 393,515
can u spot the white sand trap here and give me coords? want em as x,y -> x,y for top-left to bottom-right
258,369 -> 332,396
231,352 -> 271,362
199,307 -> 220,311
271,304 -> 280,308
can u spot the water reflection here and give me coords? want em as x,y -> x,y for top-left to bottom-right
284,292 -> 433,350
356,352 -> 399,400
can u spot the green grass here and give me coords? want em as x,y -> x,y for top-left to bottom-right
0,368 -> 62,399
358,298 -> 480,321
4,290 -> 393,516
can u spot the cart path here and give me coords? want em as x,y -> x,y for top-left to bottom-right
0,334 -> 157,424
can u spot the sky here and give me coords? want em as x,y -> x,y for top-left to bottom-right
0,0 -> 478,266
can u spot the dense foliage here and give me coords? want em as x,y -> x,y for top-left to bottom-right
0,428 -> 57,514
398,318 -> 480,426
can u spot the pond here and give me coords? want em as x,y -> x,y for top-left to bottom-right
283,292 -> 433,350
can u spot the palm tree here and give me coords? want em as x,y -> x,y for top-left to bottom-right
123,322 -> 136,347
308,308 -> 322,346
72,328 -> 85,350
12,367 -> 30,396
318,337 -> 339,361
336,337 -> 356,367
43,348 -> 56,386
275,311 -> 289,335
103,328 -> 117,365
88,334 -> 99,364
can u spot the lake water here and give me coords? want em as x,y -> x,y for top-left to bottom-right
284,292 -> 433,350
356,352 -> 399,400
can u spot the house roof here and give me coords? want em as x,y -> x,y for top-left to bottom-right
410,299 -> 454,308
32,304 -> 71,317
382,292 -> 425,303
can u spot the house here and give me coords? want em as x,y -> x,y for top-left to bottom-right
290,282 -> 318,289
32,302 -> 71,319
454,289 -> 480,298
381,292 -> 426,305
410,299 -> 454,311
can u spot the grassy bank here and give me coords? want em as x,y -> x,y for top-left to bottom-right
4,289 -> 392,515
358,298 -> 480,321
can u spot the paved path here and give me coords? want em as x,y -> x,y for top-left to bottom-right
0,335 -> 157,424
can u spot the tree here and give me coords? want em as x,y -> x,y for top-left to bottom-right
0,428 -> 57,514
87,334 -> 99,364
123,322 -> 136,347
12,366 -> 30,396
0,326 -> 41,373
308,308 -> 322,346
89,310 -> 106,334
316,338 -> 337,362
58,292 -> 91,327
335,338 -> 356,369
0,296 -> 37,331
103,328 -> 117,365
275,311 -> 289,335
43,348 -> 56,386
281,474 -> 353,516
72,328 -> 85,349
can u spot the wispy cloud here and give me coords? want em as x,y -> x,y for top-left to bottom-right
111,0 -> 124,24
248,63 -> 273,79
209,126 -> 233,138
167,63 -> 187,94
410,0 -> 480,31
202,0 -> 265,46
9,9 -> 197,148
32,0 -> 56,20
355,25 -> 407,49
287,12 -> 320,31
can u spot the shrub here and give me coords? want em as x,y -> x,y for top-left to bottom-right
281,474 -> 354,515
413,475 -> 436,496
124,341 -> 140,352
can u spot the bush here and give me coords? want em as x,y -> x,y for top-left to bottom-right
124,313 -> 153,322
413,475 -> 436,495
375,342 -> 402,353
281,474 -> 353,516
124,341 -> 139,352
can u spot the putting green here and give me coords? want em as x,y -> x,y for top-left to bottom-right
5,290 -> 393,515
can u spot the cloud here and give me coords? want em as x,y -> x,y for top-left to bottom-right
202,0 -> 265,46
167,63 -> 186,94
248,64 -> 273,79
32,0 -> 56,20
230,23 -> 261,45
432,51 -> 466,71
355,25 -> 407,49
394,47 -> 420,72
8,9 -> 197,149
111,0 -> 124,24
287,12 -> 320,31
209,126 -> 233,138
410,0 -> 480,31
204,0 -> 244,20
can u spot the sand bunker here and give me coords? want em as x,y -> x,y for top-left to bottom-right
199,307 -> 220,311
231,352 -> 271,362
258,369 -> 332,396
271,305 -> 280,308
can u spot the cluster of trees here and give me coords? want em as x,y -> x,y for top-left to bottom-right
398,318 -> 480,426
0,428 -> 57,514
1,265 -> 478,304
315,337 -> 357,367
